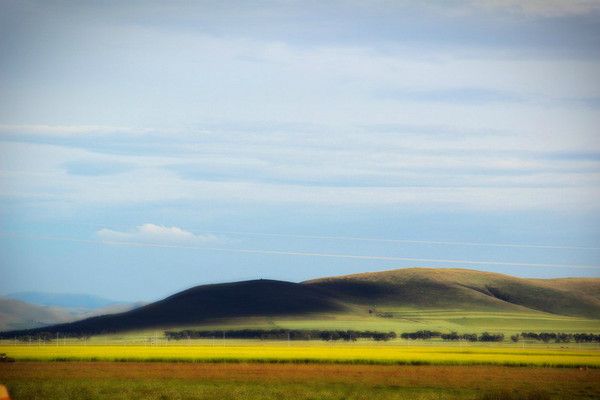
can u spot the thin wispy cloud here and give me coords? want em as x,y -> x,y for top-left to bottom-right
376,87 -> 525,105
1,129 -> 599,210
470,0 -> 600,17
63,160 -> 134,177
0,124 -> 153,136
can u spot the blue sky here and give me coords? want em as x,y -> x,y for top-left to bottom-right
1,1 -> 599,302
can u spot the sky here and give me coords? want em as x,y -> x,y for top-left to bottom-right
1,0 -> 599,302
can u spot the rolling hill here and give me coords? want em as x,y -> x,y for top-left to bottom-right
305,268 -> 600,318
1,268 -> 599,336
0,280 -> 345,336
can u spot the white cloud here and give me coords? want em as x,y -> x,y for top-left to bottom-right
97,224 -> 221,245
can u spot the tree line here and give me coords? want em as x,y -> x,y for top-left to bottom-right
9,332 -> 91,342
400,330 -> 600,343
165,329 -> 397,341
515,332 -> 600,343
400,330 -> 504,342
5,329 -> 598,344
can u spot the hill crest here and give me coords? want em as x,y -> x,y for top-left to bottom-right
305,268 -> 600,318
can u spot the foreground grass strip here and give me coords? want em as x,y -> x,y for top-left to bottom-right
1,344 -> 599,368
1,362 -> 599,400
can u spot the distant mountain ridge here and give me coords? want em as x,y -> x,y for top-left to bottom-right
1,268 -> 599,336
0,294 -> 145,331
6,292 -> 122,309
0,297 -> 74,331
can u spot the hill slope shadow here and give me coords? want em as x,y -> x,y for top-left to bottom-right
1,280 -> 345,336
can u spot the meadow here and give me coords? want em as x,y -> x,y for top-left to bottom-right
135,309 -> 600,336
2,324 -> 599,399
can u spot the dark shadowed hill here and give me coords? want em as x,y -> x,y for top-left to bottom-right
304,268 -> 600,318
2,268 -> 599,336
0,280 -> 345,336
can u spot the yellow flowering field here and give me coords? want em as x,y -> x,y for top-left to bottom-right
1,343 -> 599,367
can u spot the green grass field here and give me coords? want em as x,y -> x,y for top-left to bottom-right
76,309 -> 600,341
250,310 -> 600,334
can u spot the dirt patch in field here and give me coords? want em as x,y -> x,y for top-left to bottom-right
1,362 -> 599,393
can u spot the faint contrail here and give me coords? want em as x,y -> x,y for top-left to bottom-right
197,230 -> 600,251
1,232 -> 598,270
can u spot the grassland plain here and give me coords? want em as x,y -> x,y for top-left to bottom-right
65,309 -> 600,342
169,309 -> 600,334
1,342 -> 599,367
1,362 -> 599,400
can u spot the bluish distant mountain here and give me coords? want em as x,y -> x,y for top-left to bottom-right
0,295 -> 145,331
0,297 -> 74,331
5,292 -> 121,309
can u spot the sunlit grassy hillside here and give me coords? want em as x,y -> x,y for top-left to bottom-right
306,268 -> 600,318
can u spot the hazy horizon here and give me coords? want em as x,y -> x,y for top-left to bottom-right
3,265 -> 600,304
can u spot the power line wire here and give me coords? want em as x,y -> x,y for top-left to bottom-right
197,229 -> 600,251
5,220 -> 597,251
1,231 -> 598,270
